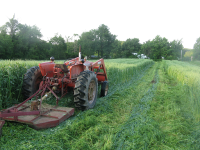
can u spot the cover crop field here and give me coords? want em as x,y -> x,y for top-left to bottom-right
0,59 -> 200,149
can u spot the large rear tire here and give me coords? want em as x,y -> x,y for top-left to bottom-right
74,70 -> 98,110
22,66 -> 43,99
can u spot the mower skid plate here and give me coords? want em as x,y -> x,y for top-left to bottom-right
2,103 -> 74,130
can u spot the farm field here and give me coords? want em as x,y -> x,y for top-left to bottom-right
0,59 -> 200,149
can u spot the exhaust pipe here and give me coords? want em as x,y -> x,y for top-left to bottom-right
79,45 -> 81,62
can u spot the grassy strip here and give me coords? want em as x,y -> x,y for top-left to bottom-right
0,60 -> 154,149
149,62 -> 200,149
112,62 -> 160,149
163,60 -> 200,122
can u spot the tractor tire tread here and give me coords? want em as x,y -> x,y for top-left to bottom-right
22,66 -> 42,99
74,70 -> 98,110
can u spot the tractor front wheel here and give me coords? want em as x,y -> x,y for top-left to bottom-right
100,81 -> 109,97
74,70 -> 98,110
22,66 -> 43,99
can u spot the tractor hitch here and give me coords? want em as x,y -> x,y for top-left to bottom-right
0,77 -> 74,137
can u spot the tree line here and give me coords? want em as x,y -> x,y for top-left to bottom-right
1,15 -> 197,61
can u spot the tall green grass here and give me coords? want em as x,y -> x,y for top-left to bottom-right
0,59 -> 153,109
148,62 -> 200,149
163,60 -> 200,121
0,60 -> 66,109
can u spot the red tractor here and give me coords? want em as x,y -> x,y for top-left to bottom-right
0,46 -> 109,136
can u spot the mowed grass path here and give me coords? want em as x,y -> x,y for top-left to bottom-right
0,60 -> 200,149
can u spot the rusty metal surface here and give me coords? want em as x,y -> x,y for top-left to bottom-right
92,58 -> 108,81
2,103 -> 74,130
70,64 -> 84,79
0,120 -> 5,136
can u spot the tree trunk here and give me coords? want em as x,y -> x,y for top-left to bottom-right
101,44 -> 103,58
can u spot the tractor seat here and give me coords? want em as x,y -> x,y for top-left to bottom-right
55,64 -> 69,73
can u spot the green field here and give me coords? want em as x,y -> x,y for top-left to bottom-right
0,59 -> 200,149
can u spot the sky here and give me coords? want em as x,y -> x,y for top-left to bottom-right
0,0 -> 199,49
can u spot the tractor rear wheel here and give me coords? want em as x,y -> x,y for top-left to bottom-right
22,66 -> 43,99
74,70 -> 98,110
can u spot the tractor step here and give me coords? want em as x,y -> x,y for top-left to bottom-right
2,103 -> 74,130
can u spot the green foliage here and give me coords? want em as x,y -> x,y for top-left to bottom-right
184,51 -> 193,58
149,62 -> 199,149
169,39 -> 183,59
15,24 -> 43,59
110,40 -> 123,58
163,60 -> 200,121
193,37 -> 200,60
5,14 -> 19,39
0,34 -> 13,59
140,35 -> 183,61
96,24 -> 116,58
0,15 -> 187,61
78,24 -> 116,58
49,34 -> 67,59
122,38 -> 141,57
0,16 -> 67,60
78,30 -> 97,57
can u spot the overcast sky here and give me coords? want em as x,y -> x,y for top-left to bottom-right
0,0 -> 199,49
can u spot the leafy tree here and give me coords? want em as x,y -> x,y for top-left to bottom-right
27,40 -> 50,60
15,24 -> 42,59
141,36 -> 183,60
122,38 -> 141,58
49,34 -> 67,59
184,50 -> 193,58
95,24 -> 116,58
78,30 -> 96,57
110,40 -> 123,58
0,14 -> 19,59
151,36 -> 170,60
0,25 -> 8,36
168,39 -> 183,60
141,36 -> 173,60
5,14 -> 19,40
193,37 -> 200,60
0,33 -> 13,59
140,40 -> 153,58
66,42 -> 74,54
